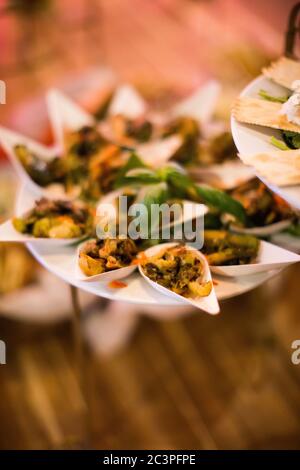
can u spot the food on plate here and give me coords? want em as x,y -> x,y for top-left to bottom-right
229,179 -> 293,226
78,237 -> 138,276
13,198 -> 94,238
262,56 -> 300,90
162,116 -> 200,164
140,245 -> 212,297
15,144 -> 64,187
161,116 -> 236,166
197,131 -> 236,166
233,57 -> 300,151
65,125 -> 107,157
15,126 -> 129,200
258,82 -> 300,150
284,220 -> 300,237
107,115 -> 153,145
202,230 -> 260,265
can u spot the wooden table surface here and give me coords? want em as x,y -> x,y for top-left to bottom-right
0,0 -> 299,450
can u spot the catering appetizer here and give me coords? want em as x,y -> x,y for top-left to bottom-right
13,198 -> 94,239
231,56 -> 300,188
229,179 -> 293,229
78,237 -> 138,277
202,231 -> 300,277
103,114 -> 153,146
233,83 -> 300,152
15,126 -> 129,200
202,230 -> 260,266
140,244 -> 212,298
232,55 -> 300,138
161,115 -> 236,166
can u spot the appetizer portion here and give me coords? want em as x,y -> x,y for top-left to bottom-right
161,116 -> 236,166
78,237 -> 138,277
140,245 -> 212,298
13,198 -> 93,239
229,179 -> 293,227
15,126 -> 128,200
233,57 -> 300,154
105,115 -> 153,145
202,230 -> 260,266
64,125 -> 107,157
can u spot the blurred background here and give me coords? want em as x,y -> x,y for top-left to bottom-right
0,0 -> 300,450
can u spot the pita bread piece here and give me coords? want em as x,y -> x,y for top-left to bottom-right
239,148 -> 300,187
233,97 -> 300,133
263,57 -> 300,90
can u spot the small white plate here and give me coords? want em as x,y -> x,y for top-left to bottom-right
0,125 -> 58,197
0,217 -> 84,247
172,80 -> 221,123
108,84 -> 147,119
229,218 -> 293,237
270,232 -> 300,254
231,75 -> 300,210
46,88 -> 95,151
138,242 -> 220,314
0,193 -> 88,246
209,240 -> 300,277
137,135 -> 182,166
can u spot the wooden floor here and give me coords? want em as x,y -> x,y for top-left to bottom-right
0,264 -> 300,449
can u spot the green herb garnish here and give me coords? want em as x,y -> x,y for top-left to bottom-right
114,156 -> 247,223
270,136 -> 289,150
259,89 -> 288,104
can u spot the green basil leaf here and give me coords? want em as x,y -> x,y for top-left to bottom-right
165,169 -> 247,223
195,185 -> 246,224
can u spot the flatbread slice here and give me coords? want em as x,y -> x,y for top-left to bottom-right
239,149 -> 300,187
232,97 -> 300,133
263,57 -> 300,90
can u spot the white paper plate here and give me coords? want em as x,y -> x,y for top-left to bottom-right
137,135 -> 182,166
0,217 -> 84,247
270,232 -> 300,254
108,85 -> 147,119
13,184 -> 285,307
0,190 -> 90,246
47,88 -> 95,150
172,80 -> 221,123
229,218 -> 293,237
0,125 -> 58,197
210,240 -> 300,277
138,242 -> 219,314
231,75 -> 300,210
